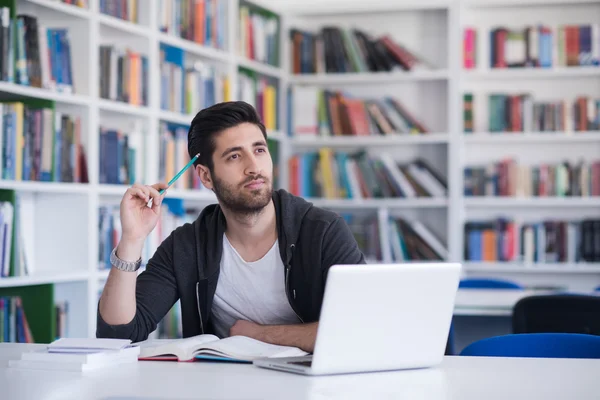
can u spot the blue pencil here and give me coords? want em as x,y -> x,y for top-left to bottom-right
159,153 -> 200,195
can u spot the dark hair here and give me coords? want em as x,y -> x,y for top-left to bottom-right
187,101 -> 267,171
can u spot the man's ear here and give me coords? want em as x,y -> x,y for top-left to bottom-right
196,164 -> 213,190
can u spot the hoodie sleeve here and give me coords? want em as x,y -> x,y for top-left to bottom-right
320,216 -> 367,280
96,231 -> 179,342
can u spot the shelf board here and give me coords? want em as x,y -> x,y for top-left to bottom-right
463,0 -> 600,8
236,56 -> 283,78
27,0 -> 91,18
158,110 -> 194,126
97,13 -> 151,37
0,271 -> 90,288
464,196 -> 600,207
158,33 -> 230,63
282,0 -> 451,15
163,189 -> 217,202
97,184 -> 129,197
291,133 -> 448,147
464,131 -> 600,143
464,262 -> 600,274
0,81 -> 91,105
267,130 -> 286,142
290,69 -> 449,85
98,99 -> 151,117
0,180 -> 90,194
307,197 -> 448,209
463,67 -> 600,80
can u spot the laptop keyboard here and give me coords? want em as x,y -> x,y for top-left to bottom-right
289,360 -> 312,367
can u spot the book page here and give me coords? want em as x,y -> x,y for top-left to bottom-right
195,336 -> 308,361
137,334 -> 219,360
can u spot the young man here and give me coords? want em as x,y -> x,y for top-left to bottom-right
97,101 -> 365,353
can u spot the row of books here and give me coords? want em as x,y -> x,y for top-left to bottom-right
289,26 -> 431,74
1,102 -> 88,184
464,218 -> 600,263
56,0 -> 88,7
288,151 -> 447,200
238,69 -> 278,132
159,44 -> 230,115
99,124 -> 144,186
159,0 -> 226,50
0,296 -> 33,343
159,121 -> 208,191
290,88 -> 429,137
0,190 -> 32,279
464,159 -> 600,197
0,11 -> 74,93
239,2 -> 279,67
342,214 -> 381,263
100,0 -> 138,23
463,24 -> 600,69
466,93 -> 600,133
99,45 -> 149,107
389,217 -> 448,262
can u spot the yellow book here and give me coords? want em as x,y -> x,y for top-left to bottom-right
318,148 -> 337,199
264,85 -> 276,131
13,103 -> 24,181
223,77 -> 231,102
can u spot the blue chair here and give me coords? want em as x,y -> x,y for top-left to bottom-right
460,333 -> 600,359
459,278 -> 523,289
446,278 -> 523,355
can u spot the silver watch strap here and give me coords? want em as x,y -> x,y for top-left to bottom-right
110,247 -> 142,272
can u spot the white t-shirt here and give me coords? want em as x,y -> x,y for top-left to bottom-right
210,234 -> 300,338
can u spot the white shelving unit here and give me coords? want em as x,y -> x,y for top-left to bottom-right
0,0 -> 288,340
1,0 -> 599,341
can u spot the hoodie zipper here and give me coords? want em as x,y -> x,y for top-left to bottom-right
196,282 -> 205,334
285,244 -> 304,323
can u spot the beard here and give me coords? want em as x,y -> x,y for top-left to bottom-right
212,173 -> 273,216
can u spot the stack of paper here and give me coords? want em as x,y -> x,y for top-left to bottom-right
9,338 -> 140,372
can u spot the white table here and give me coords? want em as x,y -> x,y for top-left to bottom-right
1,343 -> 599,400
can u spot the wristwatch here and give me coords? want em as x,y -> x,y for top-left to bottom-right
110,247 -> 142,272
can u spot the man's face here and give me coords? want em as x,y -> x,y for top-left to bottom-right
200,122 -> 273,215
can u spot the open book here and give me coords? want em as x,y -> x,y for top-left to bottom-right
135,334 -> 308,363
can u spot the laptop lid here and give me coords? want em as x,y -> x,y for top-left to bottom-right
309,262 -> 461,375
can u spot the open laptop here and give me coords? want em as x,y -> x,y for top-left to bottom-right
254,262 -> 461,375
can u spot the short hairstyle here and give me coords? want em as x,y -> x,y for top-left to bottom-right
187,101 -> 267,171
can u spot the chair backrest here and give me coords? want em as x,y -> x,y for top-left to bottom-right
460,333 -> 600,359
512,294 -> 600,335
459,278 -> 523,289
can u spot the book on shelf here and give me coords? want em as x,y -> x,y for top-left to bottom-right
100,0 -> 138,23
0,296 -> 33,343
136,334 -> 307,363
159,121 -> 213,192
470,93 -> 600,133
389,217 -> 448,262
290,87 -> 430,137
1,100 -> 88,183
0,283 -> 56,343
464,217 -> 600,263
99,45 -> 148,106
54,1 -> 88,8
0,189 -> 35,278
238,68 -> 278,132
289,150 -> 447,200
341,213 -> 381,263
159,43 -> 230,116
0,8 -> 74,93
290,26 -> 434,75
159,0 -> 226,50
463,24 -> 600,69
464,158 -> 600,197
239,0 -> 280,67
98,121 -> 144,186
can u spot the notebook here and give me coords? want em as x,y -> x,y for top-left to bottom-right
136,334 -> 308,363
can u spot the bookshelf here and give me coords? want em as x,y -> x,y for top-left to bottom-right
0,0 -> 599,342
